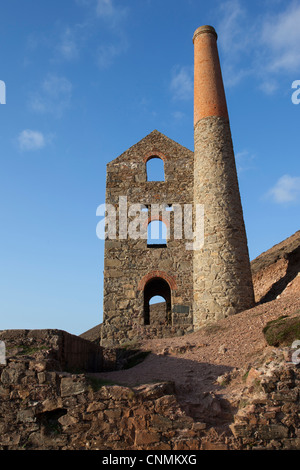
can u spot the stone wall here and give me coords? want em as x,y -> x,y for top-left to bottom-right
230,349 -> 300,449
102,130 -> 194,347
0,329 -> 103,373
0,359 -> 205,450
0,337 -> 218,451
192,26 -> 254,328
1,335 -> 299,450
0,352 -> 232,450
101,25 -> 256,345
193,116 -> 255,327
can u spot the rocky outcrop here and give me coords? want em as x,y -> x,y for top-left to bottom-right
0,329 -> 103,373
0,350 -> 214,450
230,349 -> 300,450
251,230 -> 300,303
81,230 -> 300,346
1,330 -> 300,450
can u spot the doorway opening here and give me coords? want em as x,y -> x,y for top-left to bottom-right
144,277 -> 171,326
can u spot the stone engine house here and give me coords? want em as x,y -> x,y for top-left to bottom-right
101,25 -> 255,347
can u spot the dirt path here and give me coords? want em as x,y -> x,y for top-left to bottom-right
93,293 -> 300,413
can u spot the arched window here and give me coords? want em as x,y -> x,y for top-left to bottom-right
144,278 -> 172,326
147,220 -> 167,247
146,157 -> 165,182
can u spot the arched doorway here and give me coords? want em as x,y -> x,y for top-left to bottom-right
144,277 -> 172,326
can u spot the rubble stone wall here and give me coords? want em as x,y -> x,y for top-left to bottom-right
0,329 -> 103,373
230,350 -> 300,449
1,335 -> 299,450
102,130 -> 194,347
193,116 -> 255,327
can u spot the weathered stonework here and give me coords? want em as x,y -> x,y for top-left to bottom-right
193,116 -> 255,326
192,26 -> 254,328
0,329 -> 103,373
101,130 -> 194,347
230,349 -> 300,450
1,337 -> 299,450
101,25 -> 255,346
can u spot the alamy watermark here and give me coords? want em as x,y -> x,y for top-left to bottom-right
0,80 -> 6,105
291,340 -> 300,365
96,197 -> 204,251
0,341 -> 6,366
291,80 -> 300,105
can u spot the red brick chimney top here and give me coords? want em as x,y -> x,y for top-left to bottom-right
193,25 -> 228,125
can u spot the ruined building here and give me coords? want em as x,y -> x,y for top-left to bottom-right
101,26 -> 255,347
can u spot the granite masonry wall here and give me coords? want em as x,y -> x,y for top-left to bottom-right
101,130 -> 194,347
100,26 -> 255,346
0,329 -> 103,373
192,26 -> 255,327
0,338 -> 299,450
193,116 -> 255,326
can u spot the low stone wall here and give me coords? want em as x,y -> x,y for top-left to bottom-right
0,329 -> 103,373
230,349 -> 300,450
101,323 -> 194,348
0,332 -> 299,450
0,356 -> 213,450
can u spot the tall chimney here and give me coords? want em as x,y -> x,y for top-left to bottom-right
193,26 -> 255,328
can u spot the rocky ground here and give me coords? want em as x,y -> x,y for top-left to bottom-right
94,292 -> 300,421
90,230 -> 300,423
0,230 -> 299,450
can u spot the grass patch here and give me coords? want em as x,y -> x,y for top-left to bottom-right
87,376 -> 118,391
16,345 -> 48,355
119,340 -> 142,350
242,369 -> 250,382
202,323 -> 225,335
123,351 -> 151,370
263,312 -> 300,347
238,399 -> 249,409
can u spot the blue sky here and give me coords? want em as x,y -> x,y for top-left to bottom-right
0,0 -> 299,335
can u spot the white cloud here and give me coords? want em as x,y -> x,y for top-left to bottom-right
266,174 -> 300,203
216,0 -> 254,87
75,0 -> 128,26
17,130 -> 46,151
70,1 -> 129,68
75,0 -> 92,6
258,80 -> 279,95
30,75 -> 72,117
215,0 -> 300,92
97,43 -> 117,68
217,0 -> 248,55
96,0 -> 127,24
172,111 -> 186,120
235,150 -> 256,173
97,38 -> 128,68
261,3 -> 300,73
95,0 -> 129,67
170,66 -> 193,101
57,27 -> 79,61
96,0 -> 115,17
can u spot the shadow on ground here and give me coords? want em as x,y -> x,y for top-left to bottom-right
92,352 -> 237,427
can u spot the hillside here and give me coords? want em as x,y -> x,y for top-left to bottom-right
251,230 -> 300,303
80,230 -> 300,343
88,230 -> 300,425
93,285 -> 300,418
1,230 -> 299,450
